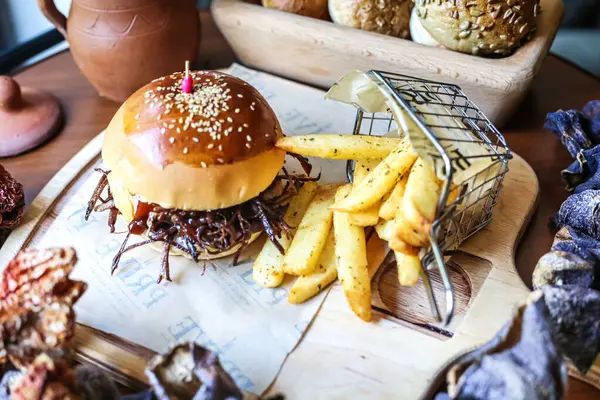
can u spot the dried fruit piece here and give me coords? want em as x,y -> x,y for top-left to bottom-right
0,164 -> 24,230
533,250 -> 595,290
146,342 -> 243,400
0,305 -> 74,369
545,109 -> 593,158
545,100 -> 600,160
0,248 -> 86,368
446,292 -> 567,400
562,146 -> 600,193
582,100 -> 600,141
0,356 -> 120,399
1,248 -> 84,310
11,353 -> 80,400
0,369 -> 22,398
74,364 -> 120,400
553,190 -> 600,241
542,285 -> 600,373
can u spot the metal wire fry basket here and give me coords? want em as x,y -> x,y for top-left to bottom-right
346,70 -> 512,325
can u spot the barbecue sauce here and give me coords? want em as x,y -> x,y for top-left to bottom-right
129,200 -> 154,235
129,200 -> 198,241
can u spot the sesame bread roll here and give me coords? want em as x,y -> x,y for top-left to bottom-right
329,0 -> 413,39
411,0 -> 540,56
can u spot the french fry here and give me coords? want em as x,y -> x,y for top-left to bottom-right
283,184 -> 340,276
374,219 -> 395,242
379,173 -> 409,220
276,135 -> 401,160
389,236 -> 420,256
393,210 -> 429,247
253,182 -> 319,287
394,251 -> 421,286
353,159 -> 382,183
346,158 -> 383,226
347,206 -> 380,227
446,183 -> 461,206
331,138 -> 417,212
367,231 -> 388,279
403,158 -> 442,232
288,231 -> 338,304
375,218 -> 420,255
333,185 -> 371,322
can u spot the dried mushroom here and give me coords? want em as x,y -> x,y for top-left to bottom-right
446,292 -> 567,400
562,146 -> 600,193
0,165 -> 24,231
10,354 -> 119,400
0,248 -> 267,399
545,109 -> 595,158
553,190 -> 600,241
146,343 -> 243,400
533,250 -> 595,290
584,100 -> 600,136
0,248 -> 86,368
74,364 -> 120,400
542,285 -> 600,373
0,370 -> 21,398
11,353 -> 80,400
546,100 -> 600,190
118,391 -> 155,400
0,247 -> 85,310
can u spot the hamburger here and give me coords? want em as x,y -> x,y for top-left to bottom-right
86,69 -> 314,282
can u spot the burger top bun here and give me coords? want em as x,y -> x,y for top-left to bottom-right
102,71 -> 286,215
329,0 -> 413,39
413,0 -> 540,56
262,0 -> 329,19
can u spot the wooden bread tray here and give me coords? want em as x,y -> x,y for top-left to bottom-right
211,0 -> 564,127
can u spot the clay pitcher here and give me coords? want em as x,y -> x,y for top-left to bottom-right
38,0 -> 200,102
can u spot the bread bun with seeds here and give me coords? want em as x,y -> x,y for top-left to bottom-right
329,0 -> 413,39
262,0 -> 329,19
411,0 -> 540,56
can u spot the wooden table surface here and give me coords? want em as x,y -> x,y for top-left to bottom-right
2,11 -> 599,399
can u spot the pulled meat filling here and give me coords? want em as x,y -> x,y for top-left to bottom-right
86,155 -> 314,283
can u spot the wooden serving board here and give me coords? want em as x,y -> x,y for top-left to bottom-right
1,133 -> 597,398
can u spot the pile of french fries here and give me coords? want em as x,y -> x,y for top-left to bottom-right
253,134 -> 446,322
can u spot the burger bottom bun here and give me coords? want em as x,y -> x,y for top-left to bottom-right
409,8 -> 442,48
146,231 -> 263,261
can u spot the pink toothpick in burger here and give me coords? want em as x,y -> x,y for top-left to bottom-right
181,61 -> 193,94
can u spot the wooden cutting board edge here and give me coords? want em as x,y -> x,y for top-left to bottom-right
1,132 -> 598,397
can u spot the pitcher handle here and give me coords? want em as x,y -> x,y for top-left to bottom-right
37,0 -> 67,38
